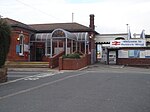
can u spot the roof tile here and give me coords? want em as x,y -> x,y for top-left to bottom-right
29,22 -> 93,32
3,18 -> 95,33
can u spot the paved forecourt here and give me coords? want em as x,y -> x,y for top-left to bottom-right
0,65 -> 150,112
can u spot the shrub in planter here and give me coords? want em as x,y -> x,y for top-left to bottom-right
0,18 -> 11,68
62,53 -> 81,59
0,18 -> 11,82
0,67 -> 7,82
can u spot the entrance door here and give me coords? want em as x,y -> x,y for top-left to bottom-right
36,47 -> 44,61
96,44 -> 102,61
109,51 -> 116,64
30,42 -> 45,61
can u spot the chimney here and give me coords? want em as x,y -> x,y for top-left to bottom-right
89,14 -> 95,30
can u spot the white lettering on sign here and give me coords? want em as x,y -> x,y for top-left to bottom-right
110,40 -> 146,47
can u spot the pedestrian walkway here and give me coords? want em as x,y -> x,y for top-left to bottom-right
6,61 -> 49,68
8,67 -> 58,72
83,62 -> 150,74
7,62 -> 150,74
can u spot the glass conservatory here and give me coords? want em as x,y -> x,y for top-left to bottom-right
30,28 -> 89,61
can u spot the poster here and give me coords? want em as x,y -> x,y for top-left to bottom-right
119,50 -> 150,58
118,50 -> 128,58
145,50 -> 150,58
140,50 -> 146,58
24,44 -> 29,52
128,50 -> 140,58
16,45 -> 20,53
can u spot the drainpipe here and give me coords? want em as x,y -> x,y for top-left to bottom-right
89,14 -> 96,64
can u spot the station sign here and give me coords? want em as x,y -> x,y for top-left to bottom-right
110,40 -> 146,47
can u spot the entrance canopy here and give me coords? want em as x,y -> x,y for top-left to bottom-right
74,32 -> 89,42
51,28 -> 89,42
30,28 -> 90,58
31,33 -> 51,42
30,28 -> 89,42
52,28 -> 77,40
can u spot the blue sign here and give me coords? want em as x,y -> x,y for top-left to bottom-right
16,45 -> 20,54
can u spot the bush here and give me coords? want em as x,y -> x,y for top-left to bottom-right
62,53 -> 81,59
0,19 -> 11,68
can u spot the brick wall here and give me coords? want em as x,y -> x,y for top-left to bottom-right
7,28 -> 30,61
117,58 -> 150,65
0,68 -> 7,83
116,48 -> 150,66
59,54 -> 91,70
49,51 -> 65,68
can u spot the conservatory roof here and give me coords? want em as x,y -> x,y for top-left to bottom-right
31,28 -> 89,42
51,28 -> 89,41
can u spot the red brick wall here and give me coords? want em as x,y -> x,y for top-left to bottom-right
117,58 -> 150,65
0,68 -> 7,83
59,54 -> 90,70
42,56 -> 50,62
86,54 -> 91,65
116,48 -> 150,66
7,28 -> 30,61
49,51 -> 65,68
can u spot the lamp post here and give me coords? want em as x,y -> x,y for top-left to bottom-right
126,24 -> 129,40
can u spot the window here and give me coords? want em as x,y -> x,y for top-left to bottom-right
45,34 -> 51,56
33,33 -> 52,56
52,30 -> 65,37
19,34 -> 24,56
45,39 -> 51,56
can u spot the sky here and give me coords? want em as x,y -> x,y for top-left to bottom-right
0,0 -> 150,34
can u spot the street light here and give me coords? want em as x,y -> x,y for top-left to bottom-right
126,24 -> 129,34
126,24 -> 129,40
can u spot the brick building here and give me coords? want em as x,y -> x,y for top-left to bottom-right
4,14 -> 97,65
4,18 -> 34,61
95,33 -> 150,66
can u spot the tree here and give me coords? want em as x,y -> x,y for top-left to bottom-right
0,18 -> 11,68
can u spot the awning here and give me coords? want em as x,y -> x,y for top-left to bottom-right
51,28 -> 77,40
74,32 -> 89,42
31,33 -> 51,42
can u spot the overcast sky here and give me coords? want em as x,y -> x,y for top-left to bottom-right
1,0 -> 150,34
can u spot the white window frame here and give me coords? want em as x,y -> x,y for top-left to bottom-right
19,34 -> 24,56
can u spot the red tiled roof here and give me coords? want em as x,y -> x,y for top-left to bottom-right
4,18 -> 35,31
3,18 -> 96,33
29,22 -> 93,32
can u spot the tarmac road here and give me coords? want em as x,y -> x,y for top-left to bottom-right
0,64 -> 150,112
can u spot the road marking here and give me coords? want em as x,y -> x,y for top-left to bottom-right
23,73 -> 56,81
0,72 -> 87,100
8,75 -> 30,77
0,72 -> 61,86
